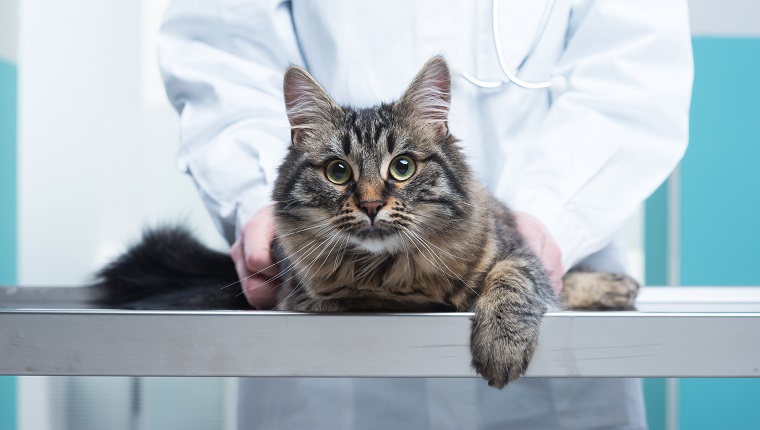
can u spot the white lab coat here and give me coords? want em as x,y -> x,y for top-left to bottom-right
158,0 -> 692,428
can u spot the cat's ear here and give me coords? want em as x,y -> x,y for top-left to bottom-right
283,66 -> 341,145
398,56 -> 452,136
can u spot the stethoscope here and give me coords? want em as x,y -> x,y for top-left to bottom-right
458,0 -> 566,91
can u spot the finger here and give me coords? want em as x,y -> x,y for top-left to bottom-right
514,211 -> 564,293
230,239 -> 243,262
241,275 -> 279,310
233,245 -> 278,309
231,239 -> 252,288
543,241 -> 564,294
242,207 -> 279,278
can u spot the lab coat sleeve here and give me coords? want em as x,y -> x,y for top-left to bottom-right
158,0 -> 303,243
501,0 -> 693,270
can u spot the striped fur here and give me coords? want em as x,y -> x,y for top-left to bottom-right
272,57 -> 638,387
94,57 -> 638,388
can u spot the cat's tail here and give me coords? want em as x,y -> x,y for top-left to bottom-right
92,225 -> 251,310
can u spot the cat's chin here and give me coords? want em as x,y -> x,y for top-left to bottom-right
350,228 -> 404,254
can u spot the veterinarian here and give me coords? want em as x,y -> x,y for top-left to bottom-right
158,0 -> 693,428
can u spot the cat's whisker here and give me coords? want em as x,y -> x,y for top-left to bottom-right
407,211 -> 434,220
458,201 -> 483,210
280,198 -> 309,211
273,232 -> 344,308
334,233 -> 352,271
403,228 -> 481,299
396,232 -> 414,273
223,236 -> 323,291
399,230 -> 456,292
235,228 -> 335,295
299,229 -> 343,283
270,196 -> 311,212
405,219 -> 468,261
276,229 -> 345,309
406,211 -> 462,231
273,220 -> 333,239
240,219 -> 332,249
407,212 -> 451,225
228,222 -> 334,288
254,235 -> 330,283
406,228 -> 467,277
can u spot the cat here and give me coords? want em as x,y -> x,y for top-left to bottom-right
94,57 -> 639,388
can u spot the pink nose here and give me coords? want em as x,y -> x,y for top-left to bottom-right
359,200 -> 384,222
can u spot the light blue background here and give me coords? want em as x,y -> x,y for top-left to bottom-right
677,37 -> 760,430
0,59 -> 16,286
644,37 -> 760,430
683,38 -> 760,286
0,57 -> 18,430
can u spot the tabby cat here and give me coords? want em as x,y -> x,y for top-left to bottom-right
95,57 -> 638,388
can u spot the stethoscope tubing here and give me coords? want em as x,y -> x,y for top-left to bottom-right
461,0 -> 557,90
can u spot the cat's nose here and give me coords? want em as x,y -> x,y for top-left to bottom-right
359,200 -> 384,222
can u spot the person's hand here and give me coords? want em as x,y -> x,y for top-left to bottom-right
513,211 -> 564,293
230,205 -> 280,309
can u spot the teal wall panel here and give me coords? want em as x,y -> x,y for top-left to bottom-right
0,59 -> 16,286
678,37 -> 760,430
644,180 -> 670,430
680,379 -> 760,430
681,38 -> 760,286
645,182 -> 669,287
0,377 -> 16,430
643,378 -> 666,430
0,58 -> 16,430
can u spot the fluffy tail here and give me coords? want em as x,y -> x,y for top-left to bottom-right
92,226 -> 251,310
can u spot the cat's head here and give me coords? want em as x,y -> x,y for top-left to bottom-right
273,57 -> 473,255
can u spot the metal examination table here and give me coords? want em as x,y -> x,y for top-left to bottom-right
1,287 -> 759,378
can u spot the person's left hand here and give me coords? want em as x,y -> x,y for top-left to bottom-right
230,205 -> 280,309
513,211 -> 564,293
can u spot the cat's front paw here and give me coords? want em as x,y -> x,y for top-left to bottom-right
470,312 -> 539,389
561,271 -> 640,310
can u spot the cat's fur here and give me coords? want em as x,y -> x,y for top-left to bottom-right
94,57 -> 638,388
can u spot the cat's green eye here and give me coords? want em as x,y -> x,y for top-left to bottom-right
389,156 -> 416,181
325,159 -> 352,185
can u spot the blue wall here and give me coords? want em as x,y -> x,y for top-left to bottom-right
677,37 -> 760,430
682,38 -> 760,286
0,57 -> 17,430
644,37 -> 760,430
0,59 -> 16,287
644,180 -> 669,430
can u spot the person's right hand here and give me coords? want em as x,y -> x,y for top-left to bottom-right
513,211 -> 564,294
230,205 -> 280,309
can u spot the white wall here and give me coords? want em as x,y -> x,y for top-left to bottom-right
689,0 -> 760,36
18,0 -> 224,286
17,1 -> 232,427
0,0 -> 18,62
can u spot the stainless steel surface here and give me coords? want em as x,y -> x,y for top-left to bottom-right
1,286 -> 760,378
0,285 -> 98,309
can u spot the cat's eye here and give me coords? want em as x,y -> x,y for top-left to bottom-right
389,156 -> 416,181
325,159 -> 352,185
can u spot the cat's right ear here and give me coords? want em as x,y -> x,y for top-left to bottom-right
398,56 -> 452,138
283,66 -> 341,147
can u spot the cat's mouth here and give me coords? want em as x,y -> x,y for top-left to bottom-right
350,223 -> 403,254
354,224 -> 395,240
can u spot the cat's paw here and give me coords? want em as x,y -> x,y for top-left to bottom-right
470,312 -> 539,389
561,271 -> 639,310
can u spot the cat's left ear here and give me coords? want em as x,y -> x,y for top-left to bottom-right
283,66 -> 342,146
398,56 -> 452,137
